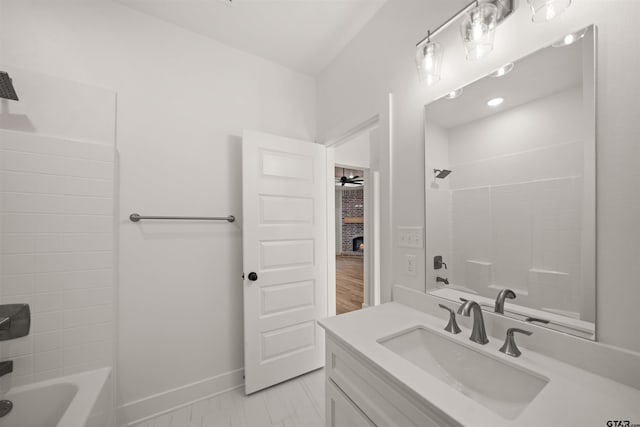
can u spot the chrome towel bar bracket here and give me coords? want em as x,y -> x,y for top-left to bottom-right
129,213 -> 235,223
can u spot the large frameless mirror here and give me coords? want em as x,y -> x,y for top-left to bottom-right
424,25 -> 596,339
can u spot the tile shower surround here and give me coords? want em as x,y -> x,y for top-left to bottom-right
0,131 -> 114,388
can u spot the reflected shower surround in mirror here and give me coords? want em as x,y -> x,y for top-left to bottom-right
424,25 -> 596,340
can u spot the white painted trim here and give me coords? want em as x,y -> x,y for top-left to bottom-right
372,170 -> 381,306
327,118 -> 383,312
327,146 -> 337,318
325,115 -> 379,148
363,169 -> 371,307
117,368 -> 244,426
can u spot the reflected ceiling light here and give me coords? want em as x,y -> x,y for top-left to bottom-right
415,33 -> 443,86
552,27 -> 587,47
527,0 -> 572,23
487,97 -> 504,107
490,62 -> 514,77
444,88 -> 463,99
460,1 -> 498,60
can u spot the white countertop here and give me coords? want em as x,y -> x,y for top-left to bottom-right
319,302 -> 640,427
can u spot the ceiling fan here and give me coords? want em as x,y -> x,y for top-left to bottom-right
336,168 -> 364,187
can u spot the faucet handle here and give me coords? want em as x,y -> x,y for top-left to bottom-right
499,328 -> 532,357
438,304 -> 461,334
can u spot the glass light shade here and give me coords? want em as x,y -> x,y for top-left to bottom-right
527,0 -> 572,23
416,41 -> 443,86
460,2 -> 498,61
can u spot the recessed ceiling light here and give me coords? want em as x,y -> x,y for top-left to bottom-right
552,28 -> 588,47
487,97 -> 504,107
490,62 -> 514,77
444,88 -> 463,100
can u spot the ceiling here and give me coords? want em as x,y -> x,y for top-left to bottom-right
115,0 -> 388,75
426,39 -> 584,129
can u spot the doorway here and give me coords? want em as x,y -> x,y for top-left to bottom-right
335,167 -> 365,314
325,118 -> 380,317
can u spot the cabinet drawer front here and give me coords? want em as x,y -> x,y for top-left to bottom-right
327,379 -> 376,427
326,337 -> 457,427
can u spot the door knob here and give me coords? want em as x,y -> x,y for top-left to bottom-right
248,272 -> 258,281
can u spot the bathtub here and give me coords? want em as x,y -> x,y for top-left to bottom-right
0,367 -> 111,427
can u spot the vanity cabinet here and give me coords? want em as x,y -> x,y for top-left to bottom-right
325,335 -> 459,427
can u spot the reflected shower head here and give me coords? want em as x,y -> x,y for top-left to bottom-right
0,71 -> 19,101
434,169 -> 452,179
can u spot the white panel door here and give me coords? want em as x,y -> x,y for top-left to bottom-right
242,130 -> 327,394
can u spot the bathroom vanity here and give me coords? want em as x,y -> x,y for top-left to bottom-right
319,286 -> 640,427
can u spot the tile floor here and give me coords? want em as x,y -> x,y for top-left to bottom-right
135,368 -> 325,427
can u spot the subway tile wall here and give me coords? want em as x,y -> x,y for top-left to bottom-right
0,130 -> 115,388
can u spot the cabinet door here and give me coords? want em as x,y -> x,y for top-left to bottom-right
327,379 -> 376,427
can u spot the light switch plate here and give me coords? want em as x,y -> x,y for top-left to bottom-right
398,226 -> 424,249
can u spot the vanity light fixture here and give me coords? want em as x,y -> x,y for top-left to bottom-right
551,27 -> 587,47
415,32 -> 443,86
444,88 -> 463,99
527,0 -> 572,23
487,97 -> 504,107
490,62 -> 514,77
415,0 -> 515,85
460,1 -> 498,60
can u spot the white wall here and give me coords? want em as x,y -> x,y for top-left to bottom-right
317,0 -> 640,353
334,131 -> 370,169
0,0 -> 316,423
0,66 -> 116,425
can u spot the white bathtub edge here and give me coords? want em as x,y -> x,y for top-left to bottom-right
58,367 -> 112,427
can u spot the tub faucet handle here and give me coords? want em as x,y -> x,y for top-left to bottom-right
438,304 -> 461,334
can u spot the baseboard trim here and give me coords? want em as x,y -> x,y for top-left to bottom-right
117,368 -> 244,426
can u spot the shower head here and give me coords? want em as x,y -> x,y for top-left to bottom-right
434,169 -> 452,179
0,71 -> 19,101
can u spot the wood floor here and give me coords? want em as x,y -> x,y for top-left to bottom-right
135,369 -> 325,427
336,255 -> 364,315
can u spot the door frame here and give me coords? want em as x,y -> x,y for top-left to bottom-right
325,117 -> 380,315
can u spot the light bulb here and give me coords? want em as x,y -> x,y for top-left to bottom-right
487,97 -> 504,107
545,4 -> 556,20
424,45 -> 435,70
471,17 -> 485,41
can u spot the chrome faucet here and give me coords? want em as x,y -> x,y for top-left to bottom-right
494,288 -> 516,314
438,304 -> 461,334
499,328 -> 532,357
457,300 -> 489,344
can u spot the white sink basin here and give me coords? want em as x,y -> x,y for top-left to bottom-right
378,326 -> 549,420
